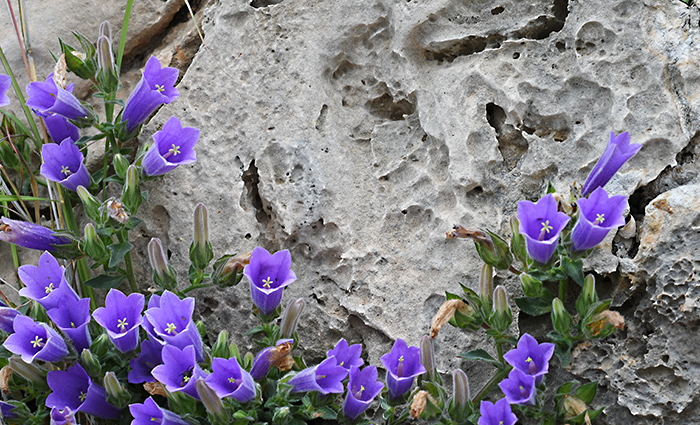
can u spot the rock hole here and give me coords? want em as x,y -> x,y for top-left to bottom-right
250,0 -> 283,8
491,6 -> 505,15
486,102 -> 529,171
242,160 -> 271,224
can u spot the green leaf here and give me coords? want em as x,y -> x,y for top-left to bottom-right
125,217 -> 143,230
458,349 -> 501,367
106,241 -> 132,268
84,274 -> 125,289
574,381 -> 598,404
312,406 -> 337,420
546,181 -> 556,194
556,381 -> 576,395
515,289 -> 555,316
560,257 -> 584,286
245,326 -> 266,336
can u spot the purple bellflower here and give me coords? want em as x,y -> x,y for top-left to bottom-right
1,402 -> 19,419
250,338 -> 294,381
517,194 -> 571,264
143,290 -> 204,361
0,306 -> 20,333
343,365 -> 384,420
0,217 -> 70,251
327,338 -> 364,371
205,357 -> 256,402
121,56 -> 179,134
380,338 -> 426,400
478,398 -> 518,425
499,368 -> 536,405
40,138 -> 91,192
47,296 -> 92,353
0,74 -> 11,107
46,363 -> 121,420
571,187 -> 627,252
129,397 -> 190,425
142,116 -> 199,176
92,289 -> 145,353
503,333 -> 554,386
4,315 -> 69,363
50,407 -> 76,425
581,131 -> 642,196
43,113 -> 80,143
288,356 -> 348,394
151,345 -> 207,400
141,293 -> 161,340
244,247 -> 297,315
18,251 -> 78,311
26,74 -> 90,122
128,339 -> 164,384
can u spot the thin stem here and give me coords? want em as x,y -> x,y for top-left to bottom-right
61,191 -> 96,309
117,230 -> 138,294
471,365 -> 512,405
180,282 -> 213,295
116,0 -> 134,71
0,46 -> 42,148
496,340 -> 505,364
4,0 -> 31,80
558,279 -> 567,302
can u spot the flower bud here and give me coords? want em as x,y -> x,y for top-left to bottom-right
9,356 -> 44,384
90,334 -> 111,357
196,379 -> 227,422
190,203 -> 213,271
452,368 -> 470,413
99,21 -> 112,41
419,335 -> 436,382
210,331 -> 230,360
112,154 -> 129,179
148,238 -> 177,290
83,223 -> 106,261
212,252 -> 251,288
279,298 -> 305,338
77,186 -> 104,224
96,36 -> 114,75
576,274 -> 598,317
490,285 -> 513,333
104,371 -> 131,408
479,263 -> 494,307
520,273 -> 544,298
80,348 -> 102,376
272,406 -> 290,422
122,165 -> 142,214
509,216 -> 528,263
552,298 -> 573,336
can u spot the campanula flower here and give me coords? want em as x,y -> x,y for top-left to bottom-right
327,338 -> 364,371
26,74 -> 91,123
0,74 -> 11,107
46,296 -> 92,352
244,247 -> 297,315
18,251 -> 78,310
503,333 -> 554,386
151,345 -> 207,400
517,194 -> 570,264
43,114 -> 79,143
45,363 -> 121,420
380,338 -> 426,400
129,397 -> 190,425
49,407 -> 76,425
143,290 -> 204,361
128,339 -> 163,384
4,315 -> 68,363
0,402 -> 19,419
581,131 -> 642,196
40,138 -> 91,191
499,368 -> 536,405
205,357 -> 256,402
288,357 -> 348,394
571,187 -> 627,252
92,289 -> 145,353
478,398 -> 517,425
250,338 -> 294,380
343,365 -> 383,420
142,116 -> 199,176
121,56 -> 179,134
0,217 -> 70,251
0,306 -> 19,333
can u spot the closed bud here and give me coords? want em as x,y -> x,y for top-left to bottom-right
9,357 -> 44,384
479,263 -> 494,306
196,320 -> 206,339
80,348 -> 102,376
490,285 -> 513,333
272,406 -> 291,422
576,274 -> 598,317
190,203 -> 213,271
99,21 -> 112,41
212,252 -> 251,288
196,379 -> 227,422
520,273 -> 544,298
279,298 -> 305,338
552,298 -> 573,336
83,223 -> 106,261
419,335 -> 436,382
452,368 -> 470,412
211,330 -> 230,359
77,186 -> 104,224
96,36 -> 114,74
122,165 -> 142,213
103,371 -> 131,408
509,216 -> 528,263
148,238 -> 177,290
113,154 -> 129,179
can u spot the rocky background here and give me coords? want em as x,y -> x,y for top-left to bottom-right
2,0 -> 700,423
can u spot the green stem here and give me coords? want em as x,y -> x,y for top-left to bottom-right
180,282 -> 213,295
117,230 -> 138,294
0,46 -> 42,148
116,0 -> 134,71
62,192 -> 96,309
471,365 -> 512,405
558,278 -> 567,302
496,340 -> 505,364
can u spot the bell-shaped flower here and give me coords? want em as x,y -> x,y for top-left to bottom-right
503,333 -> 554,386
478,398 -> 517,425
517,194 -> 570,264
343,365 -> 384,420
4,315 -> 69,363
571,187 -> 627,252
26,74 -> 91,123
205,357 -> 256,402
327,338 -> 364,371
0,217 -> 70,251
0,306 -> 19,333
143,290 -> 204,361
121,56 -> 179,134
499,368 -> 536,405
129,397 -> 190,425
18,251 -> 78,311
244,247 -> 297,315
288,357 -> 348,394
151,345 -> 207,400
250,338 -> 294,380
141,293 -> 161,340
380,338 -> 426,400
581,131 -> 642,196
92,289 -> 144,353
45,363 -> 121,420
47,296 -> 92,352
50,407 -> 76,425
128,339 -> 163,384
0,74 -> 11,107
40,138 -> 91,191
43,114 -> 80,144
142,116 -> 199,176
